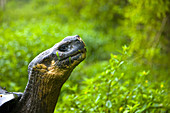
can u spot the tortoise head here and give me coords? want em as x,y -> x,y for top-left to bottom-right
28,35 -> 86,83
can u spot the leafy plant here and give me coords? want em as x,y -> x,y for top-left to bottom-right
0,0 -> 169,112
55,46 -> 169,112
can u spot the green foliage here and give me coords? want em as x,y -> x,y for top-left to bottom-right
55,47 -> 169,112
0,0 -> 170,112
0,19 -> 112,91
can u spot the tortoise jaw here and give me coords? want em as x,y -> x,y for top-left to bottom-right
55,48 -> 86,68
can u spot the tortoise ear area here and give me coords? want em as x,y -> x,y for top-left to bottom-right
38,53 -> 60,68
40,57 -> 52,67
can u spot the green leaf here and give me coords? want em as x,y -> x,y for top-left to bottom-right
123,110 -> 129,113
131,104 -> 140,112
106,100 -> 112,108
56,52 -> 60,60
95,94 -> 101,103
118,61 -> 124,67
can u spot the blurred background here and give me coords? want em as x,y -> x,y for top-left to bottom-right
0,0 -> 170,112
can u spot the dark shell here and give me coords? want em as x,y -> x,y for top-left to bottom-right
0,87 -> 22,113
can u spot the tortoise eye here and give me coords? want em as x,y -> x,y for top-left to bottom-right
58,44 -> 68,52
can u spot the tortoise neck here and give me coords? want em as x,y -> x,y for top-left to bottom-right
15,71 -> 67,113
